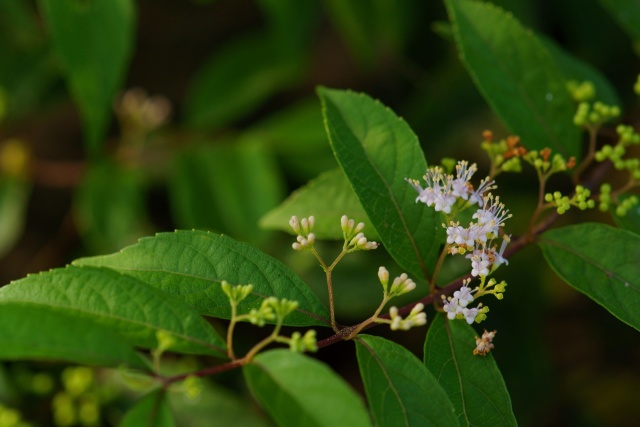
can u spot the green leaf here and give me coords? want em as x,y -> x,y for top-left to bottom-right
0,177 -> 29,258
74,231 -> 330,327
356,335 -> 459,427
541,36 -> 621,107
248,98 -> 335,181
539,223 -> 640,331
0,266 -> 226,357
0,302 -> 147,369
260,168 -> 378,240
445,0 -> 580,158
184,33 -> 301,130
76,160 -> 150,253
120,390 -> 175,427
317,87 -> 441,282
597,0 -> 640,42
38,0 -> 135,154
324,0 -> 417,66
169,139 -> 285,245
424,315 -> 517,426
256,0 -> 319,59
243,349 -> 371,427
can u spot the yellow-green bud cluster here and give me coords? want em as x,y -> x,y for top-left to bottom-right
567,80 -> 596,102
477,278 -> 507,300
598,183 -> 612,212
0,403 -> 29,427
595,126 -> 640,179
473,305 -> 490,323
524,150 -> 571,176
289,330 -> 317,353
635,73 -> 640,96
616,196 -> 639,217
544,186 -> 594,214
500,157 -> 522,172
221,281 -> 253,304
573,101 -> 620,127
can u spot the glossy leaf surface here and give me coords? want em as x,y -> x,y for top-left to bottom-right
539,223 -> 640,331
318,87 -> 441,282
0,302 -> 146,369
356,335 -> 459,427
0,266 -> 226,356
244,349 -> 371,427
74,231 -> 330,327
445,0 -> 579,157
260,168 -> 377,240
424,315 -> 517,426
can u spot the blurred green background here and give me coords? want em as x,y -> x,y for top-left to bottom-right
0,0 -> 639,425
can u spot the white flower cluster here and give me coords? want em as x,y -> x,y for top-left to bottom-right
441,279 -> 486,324
406,161 -> 494,214
289,216 -> 316,250
341,215 -> 378,251
408,160 -> 512,278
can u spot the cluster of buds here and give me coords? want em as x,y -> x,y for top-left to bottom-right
341,215 -> 378,251
388,304 -> 427,331
573,100 -> 620,127
378,267 -> 416,298
481,132 -> 526,174
289,216 -> 316,251
599,184 -> 639,216
544,185 -> 595,215
567,80 -> 596,102
288,330 -> 318,353
524,148 -> 575,176
595,125 -> 640,179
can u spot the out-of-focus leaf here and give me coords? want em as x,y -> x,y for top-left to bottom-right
424,315 -> 517,426
249,98 -> 335,181
318,87 -> 441,282
256,0 -> 319,59
324,0 -> 419,66
597,0 -> 640,42
184,34 -> 301,130
76,160 -> 150,254
38,0 -> 135,153
169,139 -> 284,245
260,168 -> 378,240
0,302 -> 147,369
244,349 -> 371,427
541,36 -> 620,106
539,223 -> 640,331
356,335 -> 459,427
445,0 -> 580,158
169,380 -> 269,427
0,177 -> 29,258
74,231 -> 331,327
119,390 -> 175,427
0,266 -> 227,357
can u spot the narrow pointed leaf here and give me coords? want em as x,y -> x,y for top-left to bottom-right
119,389 -> 175,427
0,302 -> 147,369
424,315 -> 517,426
260,168 -> 378,240
539,223 -> 640,331
356,335 -> 459,427
38,0 -> 134,153
445,0 -> 579,157
318,87 -> 441,282
0,266 -> 226,357
74,231 -> 330,327
244,349 -> 371,427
